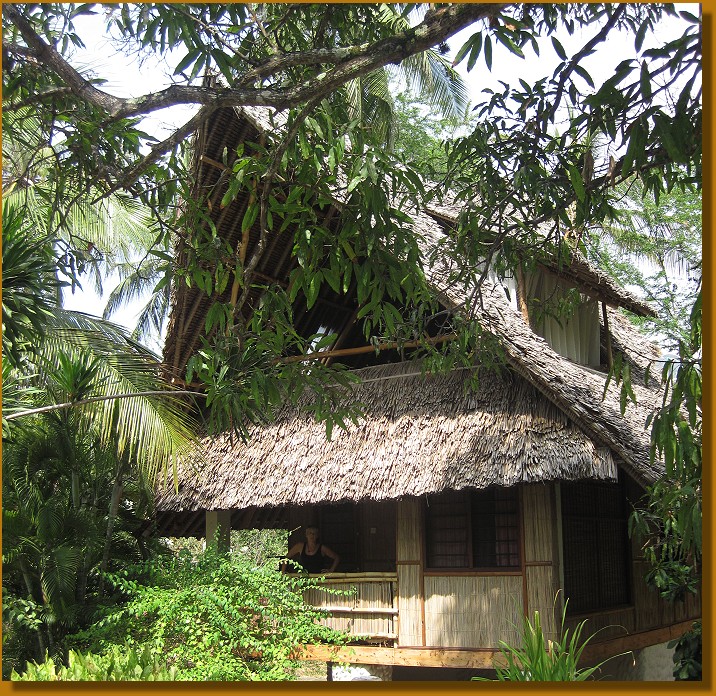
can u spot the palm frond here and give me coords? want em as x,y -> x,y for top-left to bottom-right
131,279 -> 172,344
345,77 -> 363,124
40,544 -> 81,605
102,257 -> 170,322
36,319 -> 203,482
36,502 -> 66,546
398,49 -> 469,119
358,70 -> 396,148
2,201 -> 61,368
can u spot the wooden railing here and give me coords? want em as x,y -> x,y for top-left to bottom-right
302,572 -> 398,645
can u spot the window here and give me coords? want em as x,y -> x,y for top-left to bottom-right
425,488 -> 520,570
561,479 -> 631,614
525,270 -> 601,367
319,502 -> 359,572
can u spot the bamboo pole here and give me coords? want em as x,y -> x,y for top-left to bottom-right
280,333 -> 457,365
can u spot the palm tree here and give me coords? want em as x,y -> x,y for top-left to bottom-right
334,5 -> 469,150
2,398 -> 160,670
2,195 -> 204,671
2,199 -> 201,469
2,107 -> 171,343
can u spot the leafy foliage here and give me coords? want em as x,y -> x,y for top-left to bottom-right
669,620 -> 701,681
628,292 -> 701,602
444,4 -> 700,291
392,89 -> 476,179
1,200 -> 201,476
2,407 -> 161,677
1,185 -> 202,680
3,3 -> 701,436
585,180 -> 701,350
12,646 -> 178,681
69,547 -> 347,681
1,201 -> 61,369
2,5 -> 703,682
2,102 -> 177,345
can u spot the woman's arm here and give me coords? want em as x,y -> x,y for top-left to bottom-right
321,545 -> 340,572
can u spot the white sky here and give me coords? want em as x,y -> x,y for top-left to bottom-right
60,5 -> 699,343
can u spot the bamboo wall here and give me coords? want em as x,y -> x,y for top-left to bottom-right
304,575 -> 397,642
424,576 -> 523,648
559,480 -> 701,641
298,480 -> 700,655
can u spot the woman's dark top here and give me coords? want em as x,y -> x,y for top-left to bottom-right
299,543 -> 325,573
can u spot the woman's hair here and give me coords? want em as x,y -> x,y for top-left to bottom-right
305,526 -> 319,535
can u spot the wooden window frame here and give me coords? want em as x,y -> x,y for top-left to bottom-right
423,487 -> 523,573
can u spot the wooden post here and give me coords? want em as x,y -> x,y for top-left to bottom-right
206,510 -> 232,553
396,499 -> 424,646
515,265 -> 531,324
602,302 -> 613,369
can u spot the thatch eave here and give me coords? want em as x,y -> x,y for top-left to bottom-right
156,361 -> 621,513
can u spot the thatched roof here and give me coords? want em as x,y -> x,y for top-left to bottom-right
423,202 -> 656,318
163,106 -> 655,376
412,208 -> 663,486
157,105 -> 666,521
156,361 -> 617,513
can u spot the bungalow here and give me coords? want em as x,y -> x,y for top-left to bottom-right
154,105 -> 700,679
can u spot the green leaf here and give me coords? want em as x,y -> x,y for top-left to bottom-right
495,31 -> 524,58
453,33 -> 478,66
640,61 -> 652,101
573,64 -> 594,88
635,20 -> 649,52
312,332 -> 337,351
484,35 -> 493,72
568,165 -> 586,202
466,33 -> 483,72
551,36 -> 567,60
241,202 -> 258,234
621,119 -> 647,177
346,176 -> 363,194
679,10 -> 700,23
306,271 -> 322,309
323,266 -> 341,294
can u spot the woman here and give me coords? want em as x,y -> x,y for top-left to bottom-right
284,526 -> 339,573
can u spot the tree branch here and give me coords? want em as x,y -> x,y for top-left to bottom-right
545,4 -> 627,124
99,104 -> 219,198
3,86 -> 74,112
4,4 -> 124,114
5,3 -> 507,121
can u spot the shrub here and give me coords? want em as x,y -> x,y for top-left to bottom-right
475,601 -> 618,681
11,646 -> 177,680
670,620 -> 701,681
68,546 -> 347,680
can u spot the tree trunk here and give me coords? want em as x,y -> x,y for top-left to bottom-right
97,463 -> 125,598
19,558 -> 46,658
